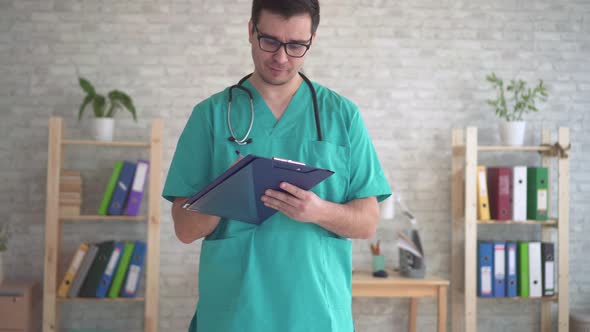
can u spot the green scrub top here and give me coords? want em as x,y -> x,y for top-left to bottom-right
163,78 -> 391,332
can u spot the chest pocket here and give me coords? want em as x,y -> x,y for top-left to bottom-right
302,140 -> 350,204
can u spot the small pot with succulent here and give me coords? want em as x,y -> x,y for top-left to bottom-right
486,72 -> 548,146
78,77 -> 138,141
0,222 -> 10,284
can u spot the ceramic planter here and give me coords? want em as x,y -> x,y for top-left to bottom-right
92,117 -> 115,141
499,120 -> 526,146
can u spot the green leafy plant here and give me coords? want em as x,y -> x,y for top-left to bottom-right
486,72 -> 548,122
0,223 -> 10,252
78,77 -> 137,121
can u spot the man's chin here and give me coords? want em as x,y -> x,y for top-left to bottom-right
261,70 -> 295,86
261,77 -> 288,86
263,77 -> 293,85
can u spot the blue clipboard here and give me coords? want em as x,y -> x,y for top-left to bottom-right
182,154 -> 334,224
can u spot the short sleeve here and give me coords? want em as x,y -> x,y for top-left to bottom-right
346,107 -> 391,203
162,105 -> 213,203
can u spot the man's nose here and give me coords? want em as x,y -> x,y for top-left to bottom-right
273,45 -> 289,64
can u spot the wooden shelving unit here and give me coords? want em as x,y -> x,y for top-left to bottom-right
451,127 -> 570,332
477,220 -> 558,226
59,215 -> 148,222
43,117 -> 163,332
57,297 -> 146,303
62,139 -> 152,148
477,295 -> 559,302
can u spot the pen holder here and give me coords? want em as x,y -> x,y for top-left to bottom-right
372,254 -> 385,272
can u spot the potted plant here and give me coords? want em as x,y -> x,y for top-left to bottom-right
78,77 -> 138,141
0,222 -> 10,284
486,72 -> 548,146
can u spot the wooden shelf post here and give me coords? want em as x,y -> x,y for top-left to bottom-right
145,119 -> 163,332
557,127 -> 570,331
451,128 -> 465,332
464,127 -> 478,332
43,117 -> 63,332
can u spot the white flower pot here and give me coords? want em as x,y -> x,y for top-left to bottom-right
92,118 -> 115,142
499,121 -> 526,146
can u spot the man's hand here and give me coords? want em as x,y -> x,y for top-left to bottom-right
261,182 -> 326,223
261,182 -> 380,239
172,197 -> 220,243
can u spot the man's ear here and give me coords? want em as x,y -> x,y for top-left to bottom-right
248,20 -> 254,44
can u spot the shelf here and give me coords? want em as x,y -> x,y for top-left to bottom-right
59,215 -> 147,222
477,146 -> 552,152
477,219 -> 557,226
44,117 -> 162,332
478,295 -> 558,302
57,297 -> 145,303
451,127 -> 570,332
62,139 -> 150,148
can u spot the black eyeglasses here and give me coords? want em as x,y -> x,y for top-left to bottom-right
254,25 -> 312,58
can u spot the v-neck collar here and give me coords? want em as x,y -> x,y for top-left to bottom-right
241,79 -> 310,135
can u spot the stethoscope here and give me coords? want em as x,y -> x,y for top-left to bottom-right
226,72 -> 322,145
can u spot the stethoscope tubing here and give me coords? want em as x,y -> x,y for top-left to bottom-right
227,72 -> 321,145
227,85 -> 255,145
299,72 -> 322,141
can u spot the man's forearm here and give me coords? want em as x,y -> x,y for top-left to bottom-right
315,197 -> 380,239
172,197 -> 220,243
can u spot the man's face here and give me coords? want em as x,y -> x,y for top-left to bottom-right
249,10 -> 315,86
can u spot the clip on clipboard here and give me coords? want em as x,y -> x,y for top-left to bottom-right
182,154 -> 334,224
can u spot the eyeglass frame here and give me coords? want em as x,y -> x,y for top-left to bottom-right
254,24 -> 313,58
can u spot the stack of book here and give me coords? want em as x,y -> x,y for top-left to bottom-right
476,166 -> 549,222
477,241 -> 555,299
98,160 -> 149,216
57,240 -> 146,299
60,170 -> 82,217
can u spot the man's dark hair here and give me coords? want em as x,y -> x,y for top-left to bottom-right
251,0 -> 320,34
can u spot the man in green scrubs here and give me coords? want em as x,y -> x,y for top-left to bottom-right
163,0 -> 391,331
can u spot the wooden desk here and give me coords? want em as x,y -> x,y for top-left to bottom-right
352,271 -> 449,332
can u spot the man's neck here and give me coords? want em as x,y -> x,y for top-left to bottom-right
249,72 -> 303,119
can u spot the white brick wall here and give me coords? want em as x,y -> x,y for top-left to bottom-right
1,0 -> 589,331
